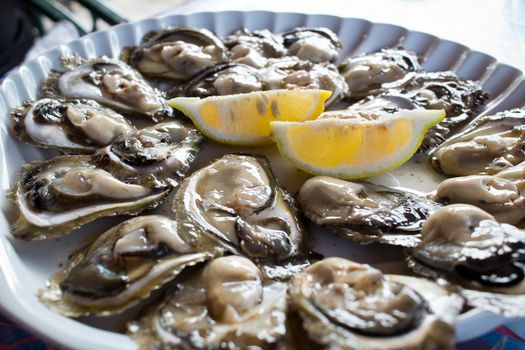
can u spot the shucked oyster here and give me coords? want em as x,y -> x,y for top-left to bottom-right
288,258 -> 462,350
282,27 -> 342,63
92,121 -> 202,188
349,71 -> 489,151
39,215 -> 220,317
431,107 -> 525,176
125,27 -> 227,81
298,176 -> 441,247
10,156 -> 170,240
432,161 -> 525,225
339,48 -> 421,101
407,204 -> 525,317
40,56 -> 172,121
173,154 -> 310,279
225,29 -> 286,68
9,98 -> 135,153
128,256 -> 288,349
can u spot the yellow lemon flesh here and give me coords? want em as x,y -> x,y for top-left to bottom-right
168,89 -> 332,146
270,109 -> 445,179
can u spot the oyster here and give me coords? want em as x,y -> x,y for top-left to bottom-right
128,255 -> 288,349
431,107 -> 525,176
288,258 -> 462,350
298,176 -> 441,247
126,27 -> 227,81
225,29 -> 286,68
9,98 -> 135,153
339,48 -> 421,101
282,27 -> 342,63
39,215 -> 220,317
349,71 -> 489,151
92,121 -> 202,188
432,161 -> 525,225
40,56 -> 172,121
173,154 -> 310,278
10,155 -> 170,240
407,204 -> 525,317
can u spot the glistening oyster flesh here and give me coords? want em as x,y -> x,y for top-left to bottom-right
173,154 -> 311,279
281,27 -> 342,63
128,256 -> 288,350
10,155 -> 170,240
9,98 -> 135,154
407,204 -> 525,317
297,176 -> 441,247
125,27 -> 227,81
225,28 -> 286,68
40,56 -> 172,121
288,258 -> 462,350
39,215 -> 220,317
92,121 -> 202,188
431,107 -> 525,176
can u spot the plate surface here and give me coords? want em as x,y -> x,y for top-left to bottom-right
1,11 -> 525,350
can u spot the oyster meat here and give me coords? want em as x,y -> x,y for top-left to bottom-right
39,215 -> 220,317
282,27 -> 342,63
92,121 -> 202,188
288,257 -> 462,350
9,98 -> 135,153
407,204 -> 525,317
225,29 -> 286,68
431,107 -> 525,176
432,161 -> 525,225
126,27 -> 227,81
128,255 -> 288,349
339,48 -> 421,101
40,56 -> 172,121
298,176 -> 441,247
349,71 -> 489,151
173,154 -> 310,278
10,155 -> 170,240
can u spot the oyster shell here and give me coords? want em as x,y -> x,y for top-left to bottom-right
173,154 -> 310,279
10,155 -> 170,240
338,48 -> 421,101
128,255 -> 288,350
288,257 -> 462,350
92,121 -> 202,188
39,215 -> 220,317
225,29 -> 286,68
40,56 -> 172,121
431,161 -> 525,225
297,176 -> 441,247
407,204 -> 525,317
126,27 -> 227,81
282,27 -> 342,63
349,71 -> 489,151
431,107 -> 525,176
9,98 -> 135,153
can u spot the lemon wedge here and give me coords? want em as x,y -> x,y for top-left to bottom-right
168,89 -> 332,146
270,109 -> 445,179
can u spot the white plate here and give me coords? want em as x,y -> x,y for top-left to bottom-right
1,11 -> 524,350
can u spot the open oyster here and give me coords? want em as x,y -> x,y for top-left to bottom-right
126,27 -> 227,81
225,29 -> 286,68
431,107 -> 525,176
173,154 -> 310,279
288,258 -> 462,350
9,98 -> 135,153
10,155 -> 170,240
432,161 -> 525,225
92,121 -> 202,188
40,56 -> 172,121
339,48 -> 421,101
407,204 -> 525,317
350,71 -> 489,151
282,27 -> 342,63
298,176 -> 441,247
128,255 -> 288,349
39,215 -> 220,317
